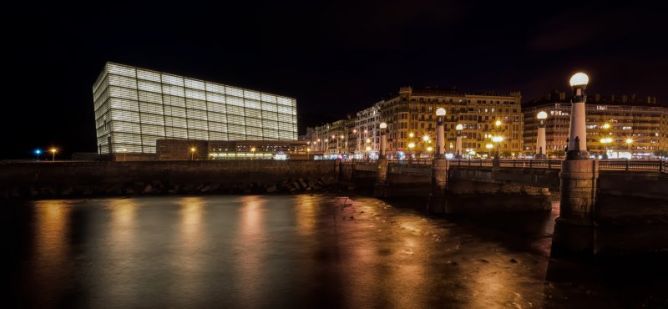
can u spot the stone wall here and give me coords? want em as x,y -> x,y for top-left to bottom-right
0,160 -> 338,199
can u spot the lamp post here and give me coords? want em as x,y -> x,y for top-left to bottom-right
536,111 -> 548,159
455,124 -> 463,159
190,147 -> 197,161
551,72 -> 600,256
379,122 -> 388,159
566,72 -> 589,159
49,147 -> 57,161
435,107 -> 446,157
625,138 -> 633,158
429,107 -> 449,213
34,148 -> 42,161
600,137 -> 612,159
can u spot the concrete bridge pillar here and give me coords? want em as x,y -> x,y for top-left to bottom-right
552,72 -> 600,256
428,108 -> 449,213
374,122 -> 389,197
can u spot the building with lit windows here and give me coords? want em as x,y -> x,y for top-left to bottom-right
523,91 -> 668,158
92,62 -> 297,159
303,86 -> 523,159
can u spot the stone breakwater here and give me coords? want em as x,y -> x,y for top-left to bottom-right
0,160 -> 339,199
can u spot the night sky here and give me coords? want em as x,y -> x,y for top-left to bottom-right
4,1 -> 667,159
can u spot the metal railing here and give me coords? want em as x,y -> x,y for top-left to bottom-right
345,158 -> 667,174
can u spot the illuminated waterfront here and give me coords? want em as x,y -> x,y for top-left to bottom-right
5,195 -> 668,308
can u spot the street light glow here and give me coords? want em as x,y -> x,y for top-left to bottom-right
455,124 -> 464,131
625,138 -> 634,145
426,146 -> 433,152
379,122 -> 387,129
602,122 -> 611,130
569,72 -> 589,87
491,135 -> 504,143
537,111 -> 548,120
435,107 -> 446,116
407,142 -> 415,149
485,143 -> 494,150
422,135 -> 430,142
408,132 -> 415,138
495,119 -> 502,127
34,149 -> 42,155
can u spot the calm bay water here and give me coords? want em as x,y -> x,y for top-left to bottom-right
4,195 -> 667,308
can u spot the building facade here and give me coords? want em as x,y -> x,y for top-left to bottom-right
523,92 -> 668,158
303,87 -> 523,159
92,62 -> 298,155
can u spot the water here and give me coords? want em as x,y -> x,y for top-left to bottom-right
3,195 -> 667,308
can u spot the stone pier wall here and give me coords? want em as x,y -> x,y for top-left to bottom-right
0,160 -> 338,199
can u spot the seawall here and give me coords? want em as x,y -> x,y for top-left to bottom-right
0,160 -> 338,199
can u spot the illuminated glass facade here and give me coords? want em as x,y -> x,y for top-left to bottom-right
92,62 -> 298,154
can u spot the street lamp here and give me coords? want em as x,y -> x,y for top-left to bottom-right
190,147 -> 197,160
536,111 -> 548,159
435,107 -> 446,156
455,124 -> 464,158
49,147 -> 57,161
625,138 -> 633,158
34,148 -> 42,161
566,72 -> 589,159
379,122 -> 388,159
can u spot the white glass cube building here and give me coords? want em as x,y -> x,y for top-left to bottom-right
92,62 -> 298,154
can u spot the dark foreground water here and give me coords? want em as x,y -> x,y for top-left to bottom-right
3,195 -> 668,308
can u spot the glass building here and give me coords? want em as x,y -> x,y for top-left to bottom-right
92,62 -> 298,154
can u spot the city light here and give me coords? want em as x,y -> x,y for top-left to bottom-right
625,138 -> 634,145
600,137 -> 613,144
190,147 -> 197,160
435,107 -> 446,116
379,122 -> 387,129
408,132 -> 415,138
49,147 -> 57,161
407,142 -> 415,149
365,146 -> 372,151
602,122 -> 611,130
365,138 -> 371,143
491,135 -> 504,143
495,119 -> 502,127
569,72 -> 590,87
426,146 -> 433,152
34,148 -> 42,156
537,111 -> 548,120
352,129 -> 357,133
422,135 -> 430,142
455,124 -> 464,131
485,143 -> 494,150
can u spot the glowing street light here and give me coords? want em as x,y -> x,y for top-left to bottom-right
485,143 -> 494,150
494,119 -> 502,127
422,134 -> 430,142
34,148 -> 42,160
49,147 -> 57,161
408,132 -> 415,138
379,122 -> 388,157
602,122 -> 611,130
407,142 -> 415,149
435,108 -> 446,156
190,147 -> 197,160
455,124 -> 464,158
625,138 -> 634,145
569,72 -> 590,87
566,72 -> 590,158
426,146 -> 433,152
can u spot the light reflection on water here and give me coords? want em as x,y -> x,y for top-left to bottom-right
7,195 -> 667,308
